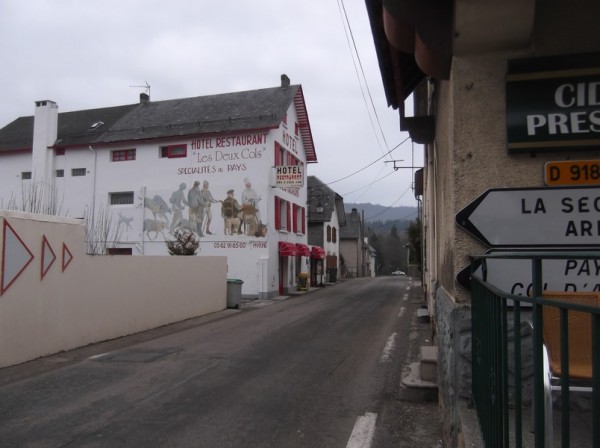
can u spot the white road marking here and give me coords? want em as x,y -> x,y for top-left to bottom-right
346,412 -> 377,448
405,286 -> 411,291
403,293 -> 408,301
379,332 -> 397,363
398,306 -> 406,318
88,353 -> 109,360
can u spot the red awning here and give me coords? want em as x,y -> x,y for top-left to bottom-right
310,246 -> 326,260
296,243 -> 310,257
279,241 -> 298,257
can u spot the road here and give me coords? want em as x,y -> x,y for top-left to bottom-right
0,276 -> 440,447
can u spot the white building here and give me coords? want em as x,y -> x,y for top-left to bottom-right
0,75 -> 322,299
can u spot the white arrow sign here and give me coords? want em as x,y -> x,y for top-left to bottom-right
456,186 -> 600,247
457,251 -> 600,295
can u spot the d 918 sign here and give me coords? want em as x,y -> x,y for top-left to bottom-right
545,160 -> 600,186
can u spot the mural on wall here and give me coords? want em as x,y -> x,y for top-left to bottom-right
138,177 -> 267,241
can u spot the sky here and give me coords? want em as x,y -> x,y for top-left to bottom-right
0,0 -> 423,210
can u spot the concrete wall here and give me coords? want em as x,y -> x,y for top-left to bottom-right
0,210 -> 227,368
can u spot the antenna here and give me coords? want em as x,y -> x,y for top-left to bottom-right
129,81 -> 151,97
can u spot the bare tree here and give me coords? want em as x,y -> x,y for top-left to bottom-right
5,180 -> 65,216
84,203 -> 124,255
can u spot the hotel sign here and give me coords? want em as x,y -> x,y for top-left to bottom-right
275,165 -> 304,187
506,53 -> 600,153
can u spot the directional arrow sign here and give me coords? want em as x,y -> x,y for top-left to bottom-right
456,186 -> 600,247
456,250 -> 600,294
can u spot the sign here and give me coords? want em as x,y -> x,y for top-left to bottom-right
545,160 -> 600,186
455,186 -> 600,247
506,53 -> 600,154
456,250 -> 600,295
275,165 -> 304,188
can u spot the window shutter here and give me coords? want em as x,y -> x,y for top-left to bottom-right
293,204 -> 298,233
301,207 -> 306,234
286,201 -> 292,232
275,196 -> 281,230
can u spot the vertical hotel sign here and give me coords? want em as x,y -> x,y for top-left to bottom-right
506,53 -> 600,153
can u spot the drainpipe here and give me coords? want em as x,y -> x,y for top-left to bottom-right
87,146 -> 97,234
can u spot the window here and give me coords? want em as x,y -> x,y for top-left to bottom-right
109,191 -> 134,205
293,204 -> 306,234
274,142 -> 285,166
72,168 -> 86,177
295,122 -> 299,136
56,169 -> 64,178
327,225 -> 332,242
112,149 -> 136,162
55,148 -> 65,156
21,171 -> 32,180
275,196 -> 289,231
160,144 -> 187,158
332,227 -> 337,243
282,113 -> 288,126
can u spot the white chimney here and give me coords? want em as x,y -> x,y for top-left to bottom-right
31,100 -> 58,185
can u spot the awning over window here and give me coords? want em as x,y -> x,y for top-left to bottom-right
310,246 -> 326,260
296,243 -> 310,257
279,241 -> 298,257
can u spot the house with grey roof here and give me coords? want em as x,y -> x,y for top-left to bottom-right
0,75 -> 320,299
306,176 -> 346,285
339,208 -> 370,278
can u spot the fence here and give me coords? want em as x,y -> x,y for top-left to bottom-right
470,251 -> 600,447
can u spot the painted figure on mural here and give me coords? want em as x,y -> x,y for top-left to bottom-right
241,178 -> 261,236
169,182 -> 189,234
187,181 -> 205,237
221,189 -> 242,235
200,180 -> 220,235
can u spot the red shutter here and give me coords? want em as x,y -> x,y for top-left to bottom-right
292,204 -> 298,233
301,207 -> 306,234
275,196 -> 281,230
286,201 -> 292,232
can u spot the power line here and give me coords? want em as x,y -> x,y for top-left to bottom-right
336,0 -> 390,159
322,136 -> 410,186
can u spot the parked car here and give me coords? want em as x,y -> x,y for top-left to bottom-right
392,270 -> 406,276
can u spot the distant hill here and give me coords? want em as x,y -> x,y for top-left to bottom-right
344,203 -> 418,223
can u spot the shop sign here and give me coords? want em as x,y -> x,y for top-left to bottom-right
506,53 -> 600,153
276,165 -> 304,187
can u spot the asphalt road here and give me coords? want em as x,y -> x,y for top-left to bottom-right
0,276 -> 440,448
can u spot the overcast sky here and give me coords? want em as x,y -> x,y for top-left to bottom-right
0,0 -> 422,212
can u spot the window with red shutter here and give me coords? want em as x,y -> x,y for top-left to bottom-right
275,196 -> 281,230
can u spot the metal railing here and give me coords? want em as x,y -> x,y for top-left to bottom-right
470,251 -> 600,447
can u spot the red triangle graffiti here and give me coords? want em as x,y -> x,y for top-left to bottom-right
62,243 -> 73,272
41,235 -> 57,280
1,220 -> 35,295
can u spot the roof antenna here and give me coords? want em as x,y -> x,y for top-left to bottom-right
129,81 -> 151,98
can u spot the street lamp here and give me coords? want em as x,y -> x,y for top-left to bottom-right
308,188 -> 325,214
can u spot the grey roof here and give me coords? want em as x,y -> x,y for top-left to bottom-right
0,85 -> 316,161
307,175 -> 345,224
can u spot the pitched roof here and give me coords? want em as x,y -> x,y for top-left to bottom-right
0,84 -> 317,162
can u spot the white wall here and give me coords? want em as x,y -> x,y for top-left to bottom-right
0,210 -> 227,368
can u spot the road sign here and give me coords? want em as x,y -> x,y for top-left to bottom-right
455,186 -> 600,247
456,250 -> 600,295
545,160 -> 600,186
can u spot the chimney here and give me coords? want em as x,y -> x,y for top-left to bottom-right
31,100 -> 58,184
140,92 -> 150,103
281,74 -> 290,88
